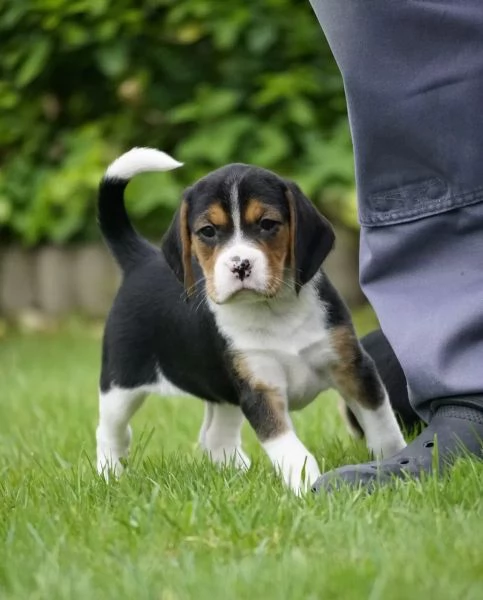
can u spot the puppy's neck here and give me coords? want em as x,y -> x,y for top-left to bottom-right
207,274 -> 322,332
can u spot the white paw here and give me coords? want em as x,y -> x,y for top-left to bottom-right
264,431 -> 321,495
96,426 -> 131,480
373,434 -> 407,459
368,425 -> 407,459
205,446 -> 251,471
278,452 -> 320,496
96,452 -> 125,480
358,401 -> 407,459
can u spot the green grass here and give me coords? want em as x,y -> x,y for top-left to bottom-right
1,315 -> 482,600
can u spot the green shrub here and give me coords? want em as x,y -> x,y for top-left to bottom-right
0,0 -> 356,246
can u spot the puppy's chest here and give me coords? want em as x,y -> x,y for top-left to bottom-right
215,301 -> 336,408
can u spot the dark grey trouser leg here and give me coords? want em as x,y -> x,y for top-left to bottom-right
310,0 -> 483,420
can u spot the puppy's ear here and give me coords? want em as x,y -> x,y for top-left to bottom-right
285,181 -> 335,291
161,195 -> 195,295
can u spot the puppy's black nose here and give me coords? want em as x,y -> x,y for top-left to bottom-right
231,258 -> 251,281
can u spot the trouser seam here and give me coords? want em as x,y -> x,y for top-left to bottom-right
360,185 -> 483,227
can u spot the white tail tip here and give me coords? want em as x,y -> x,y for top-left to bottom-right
105,147 -> 183,180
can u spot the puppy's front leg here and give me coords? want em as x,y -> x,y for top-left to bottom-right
330,325 -> 406,459
239,383 -> 320,495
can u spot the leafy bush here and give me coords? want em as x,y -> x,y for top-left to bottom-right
0,0 -> 357,246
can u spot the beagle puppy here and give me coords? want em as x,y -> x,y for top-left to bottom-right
96,148 -> 406,494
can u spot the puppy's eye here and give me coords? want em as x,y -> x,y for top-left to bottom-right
198,225 -> 216,239
260,218 -> 279,232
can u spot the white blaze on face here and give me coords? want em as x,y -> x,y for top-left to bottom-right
229,178 -> 242,235
212,180 -> 269,304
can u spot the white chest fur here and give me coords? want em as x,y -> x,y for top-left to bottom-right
210,284 -> 336,409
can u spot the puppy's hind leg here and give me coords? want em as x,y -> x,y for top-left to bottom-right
202,403 -> 251,471
96,387 -> 146,478
198,402 -> 214,449
337,398 -> 364,439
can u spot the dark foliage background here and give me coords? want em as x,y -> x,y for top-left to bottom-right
0,0 -> 356,246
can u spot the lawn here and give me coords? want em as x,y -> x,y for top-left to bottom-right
0,312 -> 482,600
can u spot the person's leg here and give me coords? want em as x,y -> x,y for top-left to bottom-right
309,0 -> 483,487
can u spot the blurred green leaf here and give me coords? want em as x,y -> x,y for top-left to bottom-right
177,117 -> 253,164
96,43 -> 129,77
0,196 -> 12,224
249,126 -> 291,167
15,38 -> 52,87
125,172 -> 184,216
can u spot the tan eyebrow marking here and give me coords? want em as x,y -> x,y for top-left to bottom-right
244,198 -> 283,225
194,202 -> 230,230
208,203 -> 230,227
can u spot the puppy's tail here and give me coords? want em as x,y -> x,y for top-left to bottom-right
98,147 -> 183,273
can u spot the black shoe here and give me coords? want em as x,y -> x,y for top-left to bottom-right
313,400 -> 483,493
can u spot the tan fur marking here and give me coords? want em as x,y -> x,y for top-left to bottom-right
191,202 -> 230,298
241,199 -> 292,297
192,202 -> 230,232
329,325 -> 359,397
244,198 -> 265,224
207,203 -> 230,227
330,325 -> 377,409
232,354 -> 289,441
180,201 -> 195,294
191,236 -> 221,300
243,198 -> 283,225
262,224 -> 291,297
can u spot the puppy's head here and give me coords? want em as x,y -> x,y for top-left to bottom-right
162,164 -> 335,304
